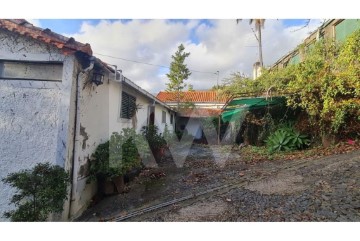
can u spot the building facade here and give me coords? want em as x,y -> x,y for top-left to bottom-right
0,19 -> 174,221
271,19 -> 360,70
156,91 -> 227,140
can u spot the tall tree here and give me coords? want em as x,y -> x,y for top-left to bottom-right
166,44 -> 192,111
237,19 -> 265,67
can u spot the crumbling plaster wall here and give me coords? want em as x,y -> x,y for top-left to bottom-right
0,30 -> 75,221
68,70 -> 111,218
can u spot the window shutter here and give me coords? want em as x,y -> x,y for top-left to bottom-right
121,92 -> 136,119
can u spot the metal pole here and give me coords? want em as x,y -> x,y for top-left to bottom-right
216,70 -> 220,145
218,115 -> 221,145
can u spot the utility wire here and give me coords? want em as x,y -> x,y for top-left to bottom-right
94,52 -> 217,75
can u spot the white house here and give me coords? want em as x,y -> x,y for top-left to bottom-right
0,19 -> 174,221
156,91 -> 227,140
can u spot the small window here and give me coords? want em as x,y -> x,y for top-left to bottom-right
120,92 -> 136,119
0,60 -> 63,81
170,114 -> 173,124
335,19 -> 360,42
162,111 -> 166,123
289,53 -> 300,65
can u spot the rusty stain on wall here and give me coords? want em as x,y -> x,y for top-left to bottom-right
78,158 -> 90,178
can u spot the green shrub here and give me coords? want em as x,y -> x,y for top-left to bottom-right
175,129 -> 194,142
89,141 -> 111,180
2,163 -> 70,221
222,29 -> 360,139
291,130 -> 311,149
266,125 -> 310,153
141,125 -> 166,150
89,129 -> 149,182
266,129 -> 294,152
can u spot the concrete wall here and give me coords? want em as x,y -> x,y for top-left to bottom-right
118,83 -> 152,133
118,82 -> 174,134
154,104 -> 174,134
0,29 -> 176,221
271,19 -> 355,70
68,67 -> 111,218
69,76 -> 175,218
0,29 -> 75,221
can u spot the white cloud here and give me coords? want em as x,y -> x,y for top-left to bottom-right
26,19 -> 41,27
70,19 -> 322,94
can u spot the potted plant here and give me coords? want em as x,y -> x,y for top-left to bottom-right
88,129 -> 147,195
141,125 -> 167,162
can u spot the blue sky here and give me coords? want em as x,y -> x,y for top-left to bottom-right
38,19 -> 310,44
29,19 -> 323,93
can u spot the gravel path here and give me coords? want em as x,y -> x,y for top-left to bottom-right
77,145 -> 360,222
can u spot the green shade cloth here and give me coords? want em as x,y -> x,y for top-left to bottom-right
221,96 -> 285,122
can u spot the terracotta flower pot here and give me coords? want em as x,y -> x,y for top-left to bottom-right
98,175 -> 125,195
102,179 -> 115,195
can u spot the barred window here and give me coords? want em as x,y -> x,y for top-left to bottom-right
120,92 -> 136,119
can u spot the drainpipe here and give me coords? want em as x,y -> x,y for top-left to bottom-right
112,65 -> 117,81
68,57 -> 95,220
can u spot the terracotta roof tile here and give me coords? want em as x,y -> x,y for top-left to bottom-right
156,91 -> 227,103
0,19 -> 92,56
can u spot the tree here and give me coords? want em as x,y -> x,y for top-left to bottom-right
166,44 -> 192,111
237,19 -> 265,68
220,71 -> 262,98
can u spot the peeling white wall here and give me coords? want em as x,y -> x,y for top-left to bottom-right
0,30 -> 75,221
154,104 -> 174,134
119,83 -> 152,132
69,76 -> 175,218
68,69 -> 114,218
118,82 -> 174,134
0,29 -> 176,221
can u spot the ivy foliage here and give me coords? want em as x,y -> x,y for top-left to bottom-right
2,163 -> 70,221
222,29 -> 360,135
286,39 -> 339,132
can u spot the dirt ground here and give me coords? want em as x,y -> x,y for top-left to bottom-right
77,144 -> 360,222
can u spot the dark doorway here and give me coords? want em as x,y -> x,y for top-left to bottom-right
149,105 -> 155,126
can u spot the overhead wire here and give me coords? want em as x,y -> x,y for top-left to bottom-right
94,52 -> 218,75
94,53 -> 217,75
